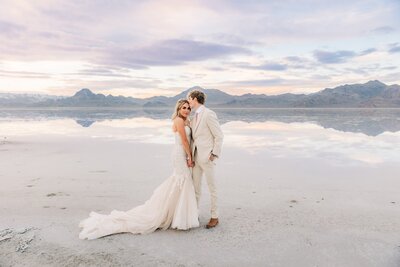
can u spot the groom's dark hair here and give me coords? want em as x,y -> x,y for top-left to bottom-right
188,90 -> 206,104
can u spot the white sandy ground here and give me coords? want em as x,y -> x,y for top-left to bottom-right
1,134 -> 400,267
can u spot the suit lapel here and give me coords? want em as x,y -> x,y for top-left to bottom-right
190,114 -> 195,129
190,114 -> 197,136
193,108 -> 206,135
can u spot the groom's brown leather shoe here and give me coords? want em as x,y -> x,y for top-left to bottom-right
206,218 -> 219,229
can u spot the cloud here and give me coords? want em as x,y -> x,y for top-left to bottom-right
207,33 -> 263,46
388,43 -> 400,54
0,20 -> 25,37
331,62 -> 398,77
380,71 -> 400,84
207,66 -> 226,71
100,39 -> 250,68
285,56 -> 306,62
0,69 -> 51,79
344,68 -> 368,75
67,67 -> 133,78
359,48 -> 377,56
236,62 -> 288,71
256,63 -> 288,71
313,50 -> 357,64
282,56 -> 319,70
382,66 -> 397,70
236,55 -> 317,72
229,78 -> 286,87
60,78 -> 162,93
0,1 -> 399,96
372,26 -> 396,34
309,74 -> 331,80
313,47 -> 380,64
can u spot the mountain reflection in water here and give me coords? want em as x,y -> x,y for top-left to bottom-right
1,108 -> 400,136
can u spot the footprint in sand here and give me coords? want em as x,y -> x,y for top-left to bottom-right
42,206 -> 67,210
28,178 -> 41,188
46,192 -> 70,197
289,200 -> 298,208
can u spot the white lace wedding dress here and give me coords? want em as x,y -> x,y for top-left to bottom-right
79,126 -> 199,239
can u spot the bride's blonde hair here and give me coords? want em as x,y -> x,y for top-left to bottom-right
171,99 -> 190,120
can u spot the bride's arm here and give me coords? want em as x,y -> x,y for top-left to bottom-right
174,118 -> 192,162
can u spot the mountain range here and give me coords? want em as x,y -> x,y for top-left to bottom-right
1,80 -> 399,108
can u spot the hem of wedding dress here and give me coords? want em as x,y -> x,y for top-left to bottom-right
78,222 -> 200,240
170,224 -> 200,231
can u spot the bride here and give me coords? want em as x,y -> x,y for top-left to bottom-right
79,99 -> 199,240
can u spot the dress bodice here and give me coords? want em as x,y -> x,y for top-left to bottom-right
172,125 -> 191,178
174,125 -> 191,147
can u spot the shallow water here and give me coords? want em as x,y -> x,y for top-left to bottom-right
1,108 -> 400,166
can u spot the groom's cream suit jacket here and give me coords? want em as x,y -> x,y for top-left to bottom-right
190,106 -> 223,163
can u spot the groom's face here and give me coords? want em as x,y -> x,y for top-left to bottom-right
187,97 -> 195,108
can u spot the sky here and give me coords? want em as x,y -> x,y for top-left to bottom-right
0,0 -> 399,98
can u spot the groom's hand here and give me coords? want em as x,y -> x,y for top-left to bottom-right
209,153 -> 217,161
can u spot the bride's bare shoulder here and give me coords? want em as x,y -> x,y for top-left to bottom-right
173,117 -> 185,129
173,117 -> 184,124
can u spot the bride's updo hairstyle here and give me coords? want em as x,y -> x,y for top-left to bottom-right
171,99 -> 190,120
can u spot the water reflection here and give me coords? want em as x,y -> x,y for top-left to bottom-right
222,120 -> 400,165
1,108 -> 400,136
1,108 -> 400,165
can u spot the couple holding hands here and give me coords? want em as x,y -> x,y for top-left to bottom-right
79,89 -> 224,240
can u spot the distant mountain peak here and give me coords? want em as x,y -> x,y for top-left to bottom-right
365,80 -> 385,86
73,88 -> 96,98
364,80 -> 387,87
187,86 -> 204,91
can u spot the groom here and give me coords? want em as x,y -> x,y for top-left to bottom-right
187,90 -> 224,229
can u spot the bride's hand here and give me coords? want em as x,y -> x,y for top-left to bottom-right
187,158 -> 195,167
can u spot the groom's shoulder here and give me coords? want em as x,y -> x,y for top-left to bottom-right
204,107 -> 213,114
204,107 -> 218,118
204,107 -> 215,113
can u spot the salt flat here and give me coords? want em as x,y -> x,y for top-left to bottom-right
1,111 -> 400,266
